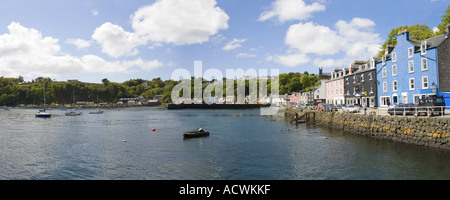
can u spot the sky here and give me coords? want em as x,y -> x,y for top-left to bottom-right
0,0 -> 448,83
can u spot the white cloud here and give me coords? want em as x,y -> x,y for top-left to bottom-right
258,0 -> 325,23
131,0 -> 229,45
123,58 -> 164,71
285,21 -> 342,55
0,22 -> 165,79
66,38 -> 92,49
270,52 -> 311,67
236,53 -> 256,58
223,38 -> 247,51
92,22 -> 144,58
270,18 -> 382,67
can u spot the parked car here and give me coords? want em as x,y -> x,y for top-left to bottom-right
324,104 -> 338,112
342,104 -> 360,113
317,103 -> 327,111
415,95 -> 446,117
387,103 -> 415,115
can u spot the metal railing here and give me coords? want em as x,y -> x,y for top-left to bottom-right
388,106 -> 448,117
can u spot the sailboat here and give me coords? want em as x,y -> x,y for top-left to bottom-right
35,81 -> 52,118
65,91 -> 82,116
89,95 -> 104,114
65,109 -> 82,116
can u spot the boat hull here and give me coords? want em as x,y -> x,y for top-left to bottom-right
35,113 -> 52,118
183,131 -> 210,138
89,110 -> 104,114
65,112 -> 82,116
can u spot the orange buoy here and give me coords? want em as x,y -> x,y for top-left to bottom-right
152,128 -> 156,131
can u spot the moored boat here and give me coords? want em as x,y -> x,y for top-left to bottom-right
89,109 -> 104,114
35,109 -> 52,118
65,109 -> 82,116
183,129 -> 210,138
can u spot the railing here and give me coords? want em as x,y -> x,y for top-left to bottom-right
388,106 -> 448,117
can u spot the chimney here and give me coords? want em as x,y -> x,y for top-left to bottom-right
385,44 -> 394,55
446,23 -> 450,35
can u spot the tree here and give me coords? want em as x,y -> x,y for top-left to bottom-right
435,5 -> 450,35
377,24 -> 434,57
102,78 -> 110,87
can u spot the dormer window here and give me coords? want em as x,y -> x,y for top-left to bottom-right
421,41 -> 427,55
392,52 -> 397,62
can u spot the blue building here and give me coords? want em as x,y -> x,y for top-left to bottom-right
376,29 -> 449,108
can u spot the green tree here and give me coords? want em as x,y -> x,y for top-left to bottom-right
377,24 -> 434,57
435,5 -> 450,36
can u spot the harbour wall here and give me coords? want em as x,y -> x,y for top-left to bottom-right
286,108 -> 450,151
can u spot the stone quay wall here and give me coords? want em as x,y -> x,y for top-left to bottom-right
286,108 -> 450,151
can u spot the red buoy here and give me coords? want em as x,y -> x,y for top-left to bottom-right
152,128 -> 156,131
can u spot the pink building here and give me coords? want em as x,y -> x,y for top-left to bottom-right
325,69 -> 348,105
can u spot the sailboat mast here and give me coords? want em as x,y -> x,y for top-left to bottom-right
43,80 -> 46,109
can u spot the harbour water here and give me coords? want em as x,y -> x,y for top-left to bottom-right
1,107 -> 450,180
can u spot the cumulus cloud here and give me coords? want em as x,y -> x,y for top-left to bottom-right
222,38 -> 247,51
269,52 -> 311,67
0,22 -> 164,79
66,38 -> 92,49
285,22 -> 342,55
92,22 -> 144,58
271,18 -> 382,67
258,0 -> 325,23
131,0 -> 229,45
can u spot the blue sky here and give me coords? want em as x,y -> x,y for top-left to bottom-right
0,0 -> 448,83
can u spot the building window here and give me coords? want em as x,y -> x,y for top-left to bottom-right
409,78 -> 415,90
422,76 -> 428,89
392,65 -> 397,76
345,78 -> 348,85
408,47 -> 413,58
369,72 -> 373,80
392,52 -> 397,62
361,74 -> 364,82
393,80 -> 398,92
383,82 -> 387,93
380,96 -> 391,107
382,67 -> 387,78
408,61 -> 414,73
421,58 -> 428,71
353,76 -> 356,83
382,56 -> 386,65
421,41 -> 427,55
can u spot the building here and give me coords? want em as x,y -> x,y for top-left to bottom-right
313,80 -> 327,104
344,61 -> 378,107
376,29 -> 449,107
325,68 -> 347,105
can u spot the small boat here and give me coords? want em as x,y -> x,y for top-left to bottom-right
183,130 -> 210,138
35,109 -> 52,118
89,109 -> 104,114
89,95 -> 104,114
65,109 -> 82,116
35,81 -> 52,118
